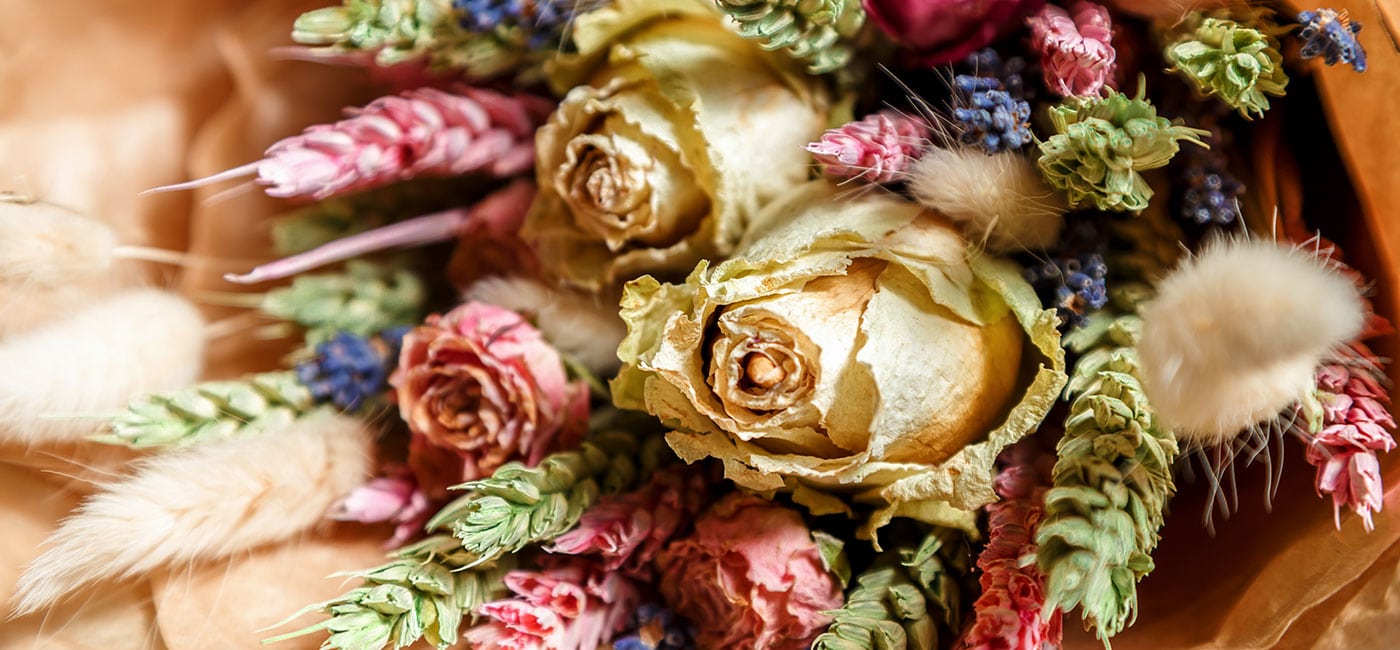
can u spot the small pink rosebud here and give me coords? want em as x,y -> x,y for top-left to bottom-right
393,302 -> 590,497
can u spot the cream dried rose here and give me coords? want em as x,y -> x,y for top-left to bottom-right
521,0 -> 831,291
613,181 -> 1066,537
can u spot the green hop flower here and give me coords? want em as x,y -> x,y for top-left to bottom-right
1166,16 -> 1289,119
1038,82 -> 1209,212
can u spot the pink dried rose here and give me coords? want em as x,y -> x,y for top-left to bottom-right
805,110 -> 930,184
327,470 -> 433,548
466,559 -> 640,650
863,0 -> 1047,65
391,302 -> 589,497
1304,347 -> 1396,531
549,469 -> 708,577
654,493 -> 842,650
960,441 -> 1062,650
1028,1 -> 1116,97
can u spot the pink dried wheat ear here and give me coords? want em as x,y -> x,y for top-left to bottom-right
959,441 -> 1063,650
804,109 -> 929,184
150,86 -> 553,201
1306,344 -> 1396,531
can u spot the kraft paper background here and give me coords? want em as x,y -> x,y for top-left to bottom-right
1,1 -> 1397,648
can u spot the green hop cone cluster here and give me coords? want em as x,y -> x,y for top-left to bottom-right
426,430 -> 668,567
94,371 -> 317,448
292,0 -> 544,78
814,530 -> 969,650
1036,296 -> 1179,643
1166,16 -> 1288,119
265,535 -> 513,650
715,0 -> 866,74
294,0 -> 456,65
262,260 -> 425,346
1038,82 -> 1209,213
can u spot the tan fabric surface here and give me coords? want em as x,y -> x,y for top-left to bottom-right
1,1 -> 1398,648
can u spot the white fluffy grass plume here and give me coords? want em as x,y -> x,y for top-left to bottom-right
0,201 -> 117,288
907,148 -> 1067,253
11,411 -> 373,616
466,275 -> 627,374
1138,238 -> 1364,445
0,289 -> 205,444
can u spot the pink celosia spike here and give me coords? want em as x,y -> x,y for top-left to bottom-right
223,180 -> 535,285
805,109 -> 930,184
1028,1 -> 1116,98
960,440 -> 1063,650
147,87 -> 552,201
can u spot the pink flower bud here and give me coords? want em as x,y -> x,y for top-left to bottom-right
805,110 -> 929,184
1028,1 -> 1116,97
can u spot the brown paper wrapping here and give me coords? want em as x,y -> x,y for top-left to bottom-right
0,0 -> 1397,647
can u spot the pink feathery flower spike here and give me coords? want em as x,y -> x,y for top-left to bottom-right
1305,343 -> 1396,531
805,109 -> 930,184
222,179 -> 534,284
959,440 -> 1063,650
466,559 -> 640,650
1028,1 -> 1116,98
148,87 -> 553,201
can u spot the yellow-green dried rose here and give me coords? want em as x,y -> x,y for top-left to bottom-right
521,0 -> 832,291
613,181 -> 1066,539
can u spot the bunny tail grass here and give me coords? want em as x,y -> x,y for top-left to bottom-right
0,201 -> 117,288
465,276 -> 627,375
1138,237 -> 1364,445
908,148 -> 1067,254
0,289 -> 205,444
11,410 -> 373,616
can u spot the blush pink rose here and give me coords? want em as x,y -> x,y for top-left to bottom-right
392,302 -> 589,497
655,493 -> 842,650
862,0 -> 1046,65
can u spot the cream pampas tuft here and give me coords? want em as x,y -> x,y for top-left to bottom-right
0,289 -> 206,444
465,276 -> 627,374
11,411 -> 374,616
1138,238 -> 1364,445
907,148 -> 1067,253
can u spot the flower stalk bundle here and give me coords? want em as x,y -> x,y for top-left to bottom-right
12,1 -> 1397,649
